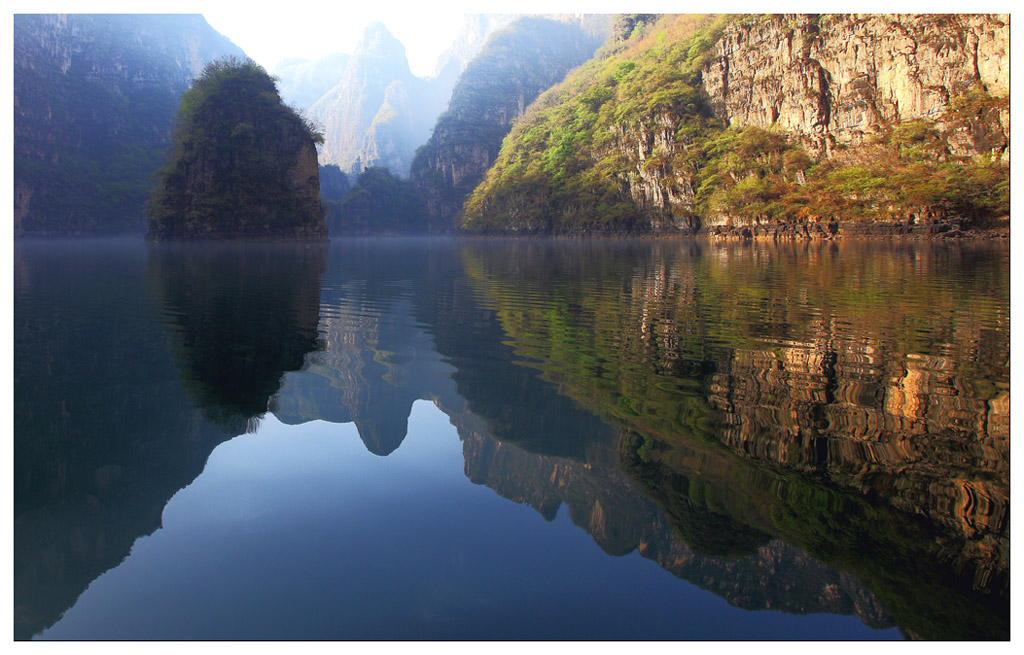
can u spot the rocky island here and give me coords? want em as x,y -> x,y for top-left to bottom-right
146,57 -> 327,240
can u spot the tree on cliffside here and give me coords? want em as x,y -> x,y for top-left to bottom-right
146,57 -> 327,240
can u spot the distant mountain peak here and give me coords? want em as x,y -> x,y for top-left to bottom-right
355,21 -> 407,61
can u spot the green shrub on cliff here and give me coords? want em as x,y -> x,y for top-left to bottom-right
460,15 -> 731,233
690,120 -> 1009,224
146,57 -> 326,240
461,14 -> 1008,233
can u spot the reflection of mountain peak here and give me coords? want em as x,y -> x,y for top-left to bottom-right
354,414 -> 409,457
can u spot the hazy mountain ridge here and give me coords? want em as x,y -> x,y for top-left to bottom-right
300,17 -> 516,177
410,16 -> 609,232
13,14 -> 245,236
274,53 -> 352,109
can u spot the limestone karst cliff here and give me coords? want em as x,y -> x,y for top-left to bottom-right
461,14 -> 1010,235
702,14 -> 1009,158
410,16 -> 606,232
145,58 -> 326,240
13,14 -> 245,236
308,22 -> 440,178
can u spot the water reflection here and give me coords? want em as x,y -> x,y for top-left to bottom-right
457,239 -> 1009,639
147,242 -> 327,431
14,238 -> 1009,640
14,241 -> 235,640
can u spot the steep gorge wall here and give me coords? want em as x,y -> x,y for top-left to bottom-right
609,14 -> 1010,235
411,17 -> 606,232
13,14 -> 244,236
702,14 -> 1009,159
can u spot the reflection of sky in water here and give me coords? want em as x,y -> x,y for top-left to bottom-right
41,403 -> 899,641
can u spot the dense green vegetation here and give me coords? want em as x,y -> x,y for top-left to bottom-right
461,14 -> 1009,233
328,166 -> 428,234
146,58 -> 326,239
692,116 -> 1009,224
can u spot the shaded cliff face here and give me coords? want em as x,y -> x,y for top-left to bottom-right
146,58 -> 327,240
703,14 -> 1010,158
13,14 -> 244,236
410,17 -> 606,232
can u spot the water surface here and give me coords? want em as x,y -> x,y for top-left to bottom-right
14,237 -> 1009,640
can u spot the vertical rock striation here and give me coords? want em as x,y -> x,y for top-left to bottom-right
701,14 -> 1010,158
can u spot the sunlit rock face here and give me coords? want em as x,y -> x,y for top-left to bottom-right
702,14 -> 1010,159
463,14 -> 1008,236
619,14 -> 1010,232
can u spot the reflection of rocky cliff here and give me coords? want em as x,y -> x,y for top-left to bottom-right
457,238 -> 1009,639
271,294 -> 460,456
147,242 -> 327,431
452,411 -> 894,629
269,242 -> 467,455
14,241 -> 239,640
707,334 -> 1009,556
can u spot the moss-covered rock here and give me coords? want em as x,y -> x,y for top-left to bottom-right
146,57 -> 327,240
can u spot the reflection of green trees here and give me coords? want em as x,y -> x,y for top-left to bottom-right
147,242 -> 326,431
458,239 -> 1008,640
622,433 -> 772,557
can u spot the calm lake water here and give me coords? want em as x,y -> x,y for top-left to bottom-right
14,237 -> 1009,640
